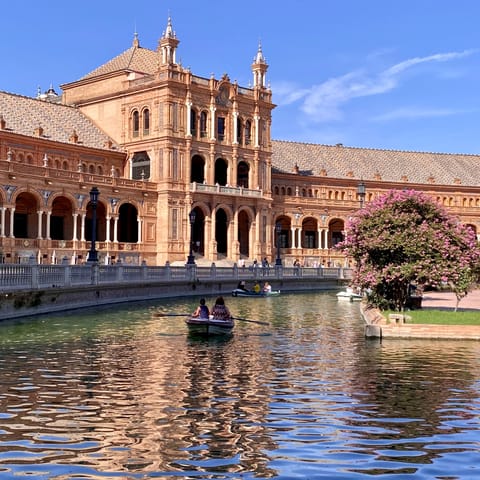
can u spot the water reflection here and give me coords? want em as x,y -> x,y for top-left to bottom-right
0,293 -> 479,478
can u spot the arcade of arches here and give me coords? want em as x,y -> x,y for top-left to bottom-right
1,191 -> 141,264
189,205 -> 347,267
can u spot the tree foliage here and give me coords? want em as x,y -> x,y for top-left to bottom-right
338,189 -> 480,311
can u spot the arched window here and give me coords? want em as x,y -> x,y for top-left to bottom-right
245,120 -> 251,145
237,118 -> 243,144
217,116 -> 225,141
237,161 -> 249,188
143,109 -> 150,135
214,158 -> 228,186
191,155 -> 206,183
190,109 -> 197,137
200,111 -> 208,138
132,110 -> 139,137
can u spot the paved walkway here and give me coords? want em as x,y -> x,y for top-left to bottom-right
421,289 -> 480,311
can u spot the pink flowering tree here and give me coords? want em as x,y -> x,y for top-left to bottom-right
337,189 -> 480,311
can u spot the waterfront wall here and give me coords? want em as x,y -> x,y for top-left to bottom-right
360,303 -> 480,340
0,263 -> 351,320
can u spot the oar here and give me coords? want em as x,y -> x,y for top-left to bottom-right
154,312 -> 190,317
232,316 -> 270,326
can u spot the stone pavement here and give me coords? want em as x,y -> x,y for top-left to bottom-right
421,289 -> 480,311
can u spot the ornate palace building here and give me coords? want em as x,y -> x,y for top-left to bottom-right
0,18 -> 479,266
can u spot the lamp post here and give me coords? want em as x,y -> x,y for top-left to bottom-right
186,210 -> 196,265
87,187 -> 99,262
357,181 -> 366,209
275,222 -> 282,266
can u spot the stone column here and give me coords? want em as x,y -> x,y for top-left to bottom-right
37,211 -> 43,239
0,207 -> 5,237
72,213 -> 78,242
9,208 -> 15,238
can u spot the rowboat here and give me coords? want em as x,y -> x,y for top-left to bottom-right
185,316 -> 234,336
231,288 -> 281,297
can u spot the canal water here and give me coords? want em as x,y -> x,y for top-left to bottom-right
0,291 -> 479,479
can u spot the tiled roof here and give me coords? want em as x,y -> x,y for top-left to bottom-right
80,45 -> 158,80
0,91 -> 121,151
272,140 -> 480,187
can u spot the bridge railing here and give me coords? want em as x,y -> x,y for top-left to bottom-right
0,263 -> 352,292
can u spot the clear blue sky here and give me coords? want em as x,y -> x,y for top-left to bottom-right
3,1 -> 480,154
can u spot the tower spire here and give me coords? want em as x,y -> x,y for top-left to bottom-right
251,41 -> 268,88
158,15 -> 179,65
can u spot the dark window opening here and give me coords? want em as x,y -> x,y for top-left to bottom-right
132,111 -> 139,137
50,216 -> 64,240
190,109 -> 197,137
143,109 -> 150,135
200,111 -> 207,138
217,117 -> 225,141
132,151 -> 151,180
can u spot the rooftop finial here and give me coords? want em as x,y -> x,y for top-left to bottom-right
133,28 -> 139,48
164,15 -> 176,39
254,40 -> 266,64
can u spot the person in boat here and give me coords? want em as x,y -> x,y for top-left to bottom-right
237,280 -> 248,291
253,281 -> 261,294
192,298 -> 210,319
263,281 -> 272,293
211,296 -> 232,321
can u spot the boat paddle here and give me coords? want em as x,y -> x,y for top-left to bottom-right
232,316 -> 270,326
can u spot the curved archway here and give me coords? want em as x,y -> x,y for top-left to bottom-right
275,215 -> 292,249
215,208 -> 228,256
301,217 -> 318,248
14,192 -> 39,238
118,203 -> 138,243
238,210 -> 251,257
237,161 -> 249,188
50,196 -> 74,240
329,218 -> 345,247
214,158 -> 228,186
191,206 -> 206,257
191,155 -> 206,183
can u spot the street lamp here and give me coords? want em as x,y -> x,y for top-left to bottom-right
87,187 -> 99,262
275,222 -> 282,266
186,209 -> 196,265
357,181 -> 366,209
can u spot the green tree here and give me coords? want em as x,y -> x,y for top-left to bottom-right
338,189 -> 480,311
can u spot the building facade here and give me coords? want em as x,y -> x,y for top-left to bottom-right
0,18 -> 479,266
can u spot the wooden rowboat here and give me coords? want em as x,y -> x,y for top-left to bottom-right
185,316 -> 234,336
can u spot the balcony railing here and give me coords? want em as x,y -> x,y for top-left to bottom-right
191,182 -> 263,197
